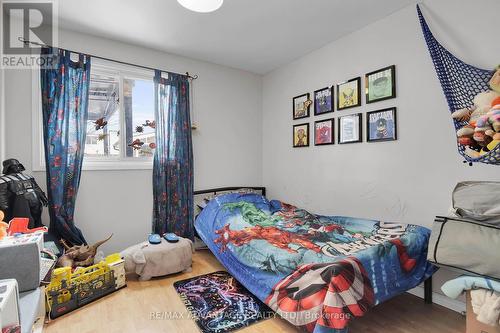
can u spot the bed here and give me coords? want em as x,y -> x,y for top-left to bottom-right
194,187 -> 436,333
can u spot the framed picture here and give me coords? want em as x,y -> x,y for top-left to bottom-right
338,113 -> 362,144
293,93 -> 311,120
366,108 -> 397,142
293,123 -> 310,147
314,86 -> 334,115
337,77 -> 361,110
365,65 -> 396,103
314,118 -> 334,145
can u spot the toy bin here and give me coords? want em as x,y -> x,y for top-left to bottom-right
46,254 -> 126,319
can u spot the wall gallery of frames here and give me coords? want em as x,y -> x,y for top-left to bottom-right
292,65 -> 398,148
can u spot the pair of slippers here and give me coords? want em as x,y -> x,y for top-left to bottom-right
148,233 -> 179,244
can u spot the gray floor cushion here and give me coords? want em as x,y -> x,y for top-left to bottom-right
121,237 -> 193,281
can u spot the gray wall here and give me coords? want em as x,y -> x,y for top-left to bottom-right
3,29 -> 263,253
262,0 -> 500,298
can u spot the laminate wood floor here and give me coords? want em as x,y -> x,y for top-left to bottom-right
44,250 -> 465,333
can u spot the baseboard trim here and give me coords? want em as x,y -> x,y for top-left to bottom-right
406,285 -> 466,314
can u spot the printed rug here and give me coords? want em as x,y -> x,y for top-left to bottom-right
174,271 -> 273,333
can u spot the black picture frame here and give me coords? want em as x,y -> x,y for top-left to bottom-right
337,77 -> 361,110
338,113 -> 362,144
314,118 -> 335,146
365,65 -> 396,104
293,93 -> 311,120
314,86 -> 334,116
293,123 -> 310,148
366,107 -> 397,142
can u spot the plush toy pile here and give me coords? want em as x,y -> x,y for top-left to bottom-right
452,65 -> 500,159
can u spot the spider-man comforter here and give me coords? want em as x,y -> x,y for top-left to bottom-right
194,193 -> 436,333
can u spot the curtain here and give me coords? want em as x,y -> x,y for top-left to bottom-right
40,48 -> 91,245
152,70 -> 194,240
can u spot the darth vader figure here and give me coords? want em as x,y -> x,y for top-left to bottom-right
0,159 -> 48,228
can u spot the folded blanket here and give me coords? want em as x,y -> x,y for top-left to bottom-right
442,275 -> 500,299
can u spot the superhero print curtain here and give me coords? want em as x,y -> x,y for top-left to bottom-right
40,48 -> 90,245
152,70 -> 194,239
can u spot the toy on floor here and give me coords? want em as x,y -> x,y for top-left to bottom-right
46,253 -> 126,319
56,234 -> 113,268
7,217 -> 48,236
453,65 -> 500,158
0,210 -> 8,240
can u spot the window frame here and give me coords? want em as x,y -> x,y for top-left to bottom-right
32,58 -> 156,171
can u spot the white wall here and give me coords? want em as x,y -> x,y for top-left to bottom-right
3,28 -> 263,253
262,0 -> 500,298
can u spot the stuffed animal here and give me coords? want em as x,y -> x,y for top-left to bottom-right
454,65 -> 500,158
489,65 -> 500,93
0,211 -> 8,241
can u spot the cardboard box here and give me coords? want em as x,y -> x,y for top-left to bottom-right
467,291 -> 500,333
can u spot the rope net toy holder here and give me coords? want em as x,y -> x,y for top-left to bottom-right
417,5 -> 499,165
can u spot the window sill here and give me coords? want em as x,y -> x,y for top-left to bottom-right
82,160 -> 153,171
33,159 -> 153,172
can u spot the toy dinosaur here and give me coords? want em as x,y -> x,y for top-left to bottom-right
56,234 -> 113,268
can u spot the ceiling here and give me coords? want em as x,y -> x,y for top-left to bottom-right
52,0 -> 417,74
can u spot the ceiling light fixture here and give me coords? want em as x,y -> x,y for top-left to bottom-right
177,0 -> 223,13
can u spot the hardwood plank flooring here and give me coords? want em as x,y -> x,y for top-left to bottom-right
44,250 -> 465,333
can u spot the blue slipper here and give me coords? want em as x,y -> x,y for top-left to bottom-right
163,233 -> 179,243
148,234 -> 162,244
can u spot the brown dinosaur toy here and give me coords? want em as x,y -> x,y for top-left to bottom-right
56,234 -> 113,268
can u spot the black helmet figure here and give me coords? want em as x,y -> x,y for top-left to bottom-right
0,158 -> 47,228
2,158 -> 26,175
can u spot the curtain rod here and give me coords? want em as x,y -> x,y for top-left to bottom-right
19,37 -> 199,80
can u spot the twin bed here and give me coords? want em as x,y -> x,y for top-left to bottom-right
193,187 -> 435,333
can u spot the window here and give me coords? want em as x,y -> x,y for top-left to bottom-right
32,59 -> 157,170
86,72 -> 120,158
85,61 -> 156,166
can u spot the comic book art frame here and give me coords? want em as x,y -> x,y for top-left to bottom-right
314,118 -> 334,146
366,107 -> 397,142
365,65 -> 396,104
314,86 -> 334,116
292,93 -> 311,120
337,77 -> 361,111
293,123 -> 310,148
338,113 -> 362,144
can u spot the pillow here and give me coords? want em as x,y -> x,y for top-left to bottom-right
452,181 -> 500,225
194,188 -> 263,218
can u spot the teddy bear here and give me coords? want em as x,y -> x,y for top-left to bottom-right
452,65 -> 500,158
0,210 -> 8,241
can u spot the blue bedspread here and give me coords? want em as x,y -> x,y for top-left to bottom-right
195,193 -> 436,333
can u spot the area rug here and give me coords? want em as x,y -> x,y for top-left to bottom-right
174,271 -> 273,333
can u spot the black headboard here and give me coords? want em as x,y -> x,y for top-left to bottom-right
194,186 -> 266,196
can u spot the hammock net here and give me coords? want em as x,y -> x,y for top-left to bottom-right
417,5 -> 499,165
